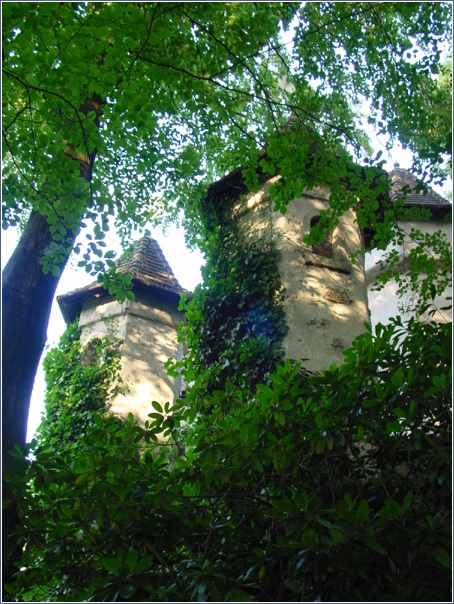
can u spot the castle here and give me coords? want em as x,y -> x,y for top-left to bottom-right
57,167 -> 451,425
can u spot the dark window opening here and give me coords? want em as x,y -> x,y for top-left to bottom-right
180,379 -> 188,399
310,215 -> 333,258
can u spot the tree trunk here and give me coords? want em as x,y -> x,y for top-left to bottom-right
2,90 -> 102,453
2,211 -> 77,452
2,210 -> 76,585
2,92 -> 101,588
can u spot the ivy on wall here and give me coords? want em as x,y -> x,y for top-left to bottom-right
36,321 -> 127,455
176,193 -> 288,403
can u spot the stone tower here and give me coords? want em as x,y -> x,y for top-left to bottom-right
56,174 -> 450,428
272,184 -> 369,372
57,237 -> 185,426
204,171 -> 370,373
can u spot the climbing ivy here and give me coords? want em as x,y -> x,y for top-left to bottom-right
176,193 -> 288,404
36,321 -> 126,455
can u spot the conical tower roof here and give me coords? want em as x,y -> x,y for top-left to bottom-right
115,236 -> 185,296
58,236 -> 185,324
388,168 -> 451,210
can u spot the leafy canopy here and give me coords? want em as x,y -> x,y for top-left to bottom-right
2,6 -> 452,599
2,2 -> 297,268
2,2 -> 452,275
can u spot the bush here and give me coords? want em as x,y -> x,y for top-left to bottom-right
4,317 -> 451,601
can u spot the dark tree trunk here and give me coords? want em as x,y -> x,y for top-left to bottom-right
2,211 -> 76,453
2,93 -> 101,588
2,210 -> 76,584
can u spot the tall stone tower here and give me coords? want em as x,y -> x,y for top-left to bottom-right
57,237 -> 185,426
204,171 -> 370,373
272,183 -> 369,372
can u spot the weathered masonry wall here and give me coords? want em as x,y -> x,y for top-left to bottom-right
234,177 -> 370,373
366,220 -> 452,327
78,290 -> 184,427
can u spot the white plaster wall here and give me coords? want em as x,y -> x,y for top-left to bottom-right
78,292 -> 184,428
237,180 -> 370,373
78,296 -> 128,342
366,220 -> 452,329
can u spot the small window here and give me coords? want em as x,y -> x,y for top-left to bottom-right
310,216 -> 332,258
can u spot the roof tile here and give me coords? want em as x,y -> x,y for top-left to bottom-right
57,237 -> 186,323
116,236 -> 185,296
389,168 -> 450,206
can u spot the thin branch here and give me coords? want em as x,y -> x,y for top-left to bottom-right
226,112 -> 259,146
2,130 -> 70,232
181,11 -> 280,131
109,3 -> 161,99
2,104 -> 30,133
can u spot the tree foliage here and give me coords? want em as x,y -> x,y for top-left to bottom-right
2,3 -> 453,600
2,1 -> 298,270
4,318 -> 451,602
397,59 -> 452,178
280,2 -> 452,184
2,1 -> 451,443
3,2 -> 451,265
1,1 -> 301,503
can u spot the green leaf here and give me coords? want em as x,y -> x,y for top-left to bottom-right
363,537 -> 387,555
125,548 -> 138,573
393,407 -> 407,419
356,500 -> 370,522
133,554 -> 154,575
401,490 -> 413,514
119,584 -> 137,599
101,557 -> 122,574
362,398 -> 380,408
72,456 -> 94,473
315,437 -> 325,455
391,368 -> 404,387
318,518 -> 332,529
152,400 -> 163,413
240,423 -> 249,442
433,374 -> 446,388
274,410 -> 285,425
386,420 -> 402,434
433,546 -> 451,568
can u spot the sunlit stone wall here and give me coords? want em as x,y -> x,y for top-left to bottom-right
235,177 -> 370,372
78,290 -> 183,428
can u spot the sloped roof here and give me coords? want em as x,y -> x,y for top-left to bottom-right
115,236 -> 185,296
388,168 -> 451,209
57,236 -> 185,324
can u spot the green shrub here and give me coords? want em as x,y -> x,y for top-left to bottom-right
4,318 -> 451,601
